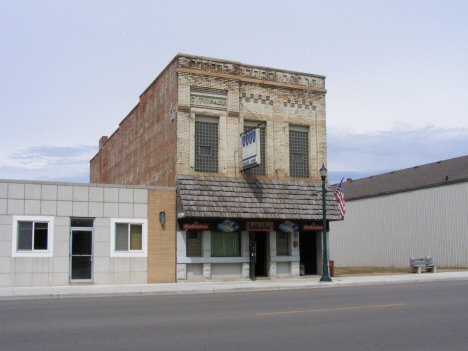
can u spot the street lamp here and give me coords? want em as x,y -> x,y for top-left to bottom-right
319,164 -> 332,282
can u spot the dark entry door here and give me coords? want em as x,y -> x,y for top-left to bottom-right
299,232 -> 317,275
70,229 -> 93,280
254,232 -> 267,277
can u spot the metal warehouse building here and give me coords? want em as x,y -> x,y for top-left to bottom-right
330,155 -> 468,268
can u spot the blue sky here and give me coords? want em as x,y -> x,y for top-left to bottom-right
1,1 -> 467,185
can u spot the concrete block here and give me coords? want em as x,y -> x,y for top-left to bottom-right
14,272 -> 32,287
41,185 -> 57,200
94,226 -> 109,242
134,189 -> 148,204
118,203 -> 133,218
0,215 -> 12,225
72,202 -> 88,217
32,257 -> 50,272
104,188 -> 119,203
89,202 -> 103,218
0,273 -> 12,287
94,256 -> 111,272
0,224 -> 11,241
203,263 -> 211,279
177,264 -> 187,280
57,201 -> 73,216
25,184 -> 41,200
0,241 -> 11,256
277,262 -> 291,276
24,200 -> 41,215
89,187 -> 104,202
0,199 -> 7,214
113,257 -> 131,272
54,216 -> 70,226
94,241 -> 110,257
269,262 -> 277,277
32,272 -> 49,286
73,186 -> 88,201
41,201 -> 57,216
242,263 -> 250,278
103,203 -> 118,218
131,257 -> 147,272
8,183 -> 24,199
48,272 -> 69,286
53,241 -> 69,257
94,272 -> 113,285
130,271 -> 147,284
211,263 -> 242,279
57,186 -> 73,201
54,225 -> 69,242
94,217 -> 110,227
52,256 -> 69,273
113,271 -> 131,284
133,204 -> 148,218
0,183 -> 7,198
119,188 -> 133,203
291,262 -> 300,277
13,257 -> 33,273
7,199 -> 24,215
0,257 -> 12,273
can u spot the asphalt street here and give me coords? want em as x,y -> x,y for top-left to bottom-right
1,280 -> 468,350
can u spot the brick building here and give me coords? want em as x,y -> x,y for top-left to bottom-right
91,54 -> 340,281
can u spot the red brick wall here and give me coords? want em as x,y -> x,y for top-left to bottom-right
90,59 -> 178,187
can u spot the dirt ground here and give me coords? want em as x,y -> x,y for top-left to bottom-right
332,267 -> 468,277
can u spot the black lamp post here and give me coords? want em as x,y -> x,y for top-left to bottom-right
319,164 -> 332,282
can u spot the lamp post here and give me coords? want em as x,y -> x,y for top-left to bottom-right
319,164 -> 332,282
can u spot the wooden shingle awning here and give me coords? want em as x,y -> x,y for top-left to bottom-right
176,175 -> 341,221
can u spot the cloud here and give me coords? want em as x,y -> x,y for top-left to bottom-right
327,125 -> 468,184
0,145 -> 96,183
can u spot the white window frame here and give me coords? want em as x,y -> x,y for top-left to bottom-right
11,216 -> 54,257
110,218 -> 148,257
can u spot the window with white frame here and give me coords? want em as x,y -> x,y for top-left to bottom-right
110,218 -> 148,257
11,216 -> 54,257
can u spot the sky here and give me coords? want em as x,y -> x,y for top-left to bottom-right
1,0 -> 467,185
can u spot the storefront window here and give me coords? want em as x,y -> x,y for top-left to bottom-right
211,231 -> 240,257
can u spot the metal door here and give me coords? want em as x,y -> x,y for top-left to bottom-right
70,229 -> 93,281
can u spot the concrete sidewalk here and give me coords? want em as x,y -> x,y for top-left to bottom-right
1,272 -> 468,300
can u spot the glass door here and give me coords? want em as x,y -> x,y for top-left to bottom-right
70,229 -> 93,281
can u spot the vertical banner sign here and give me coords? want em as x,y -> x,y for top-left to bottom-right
242,128 -> 261,171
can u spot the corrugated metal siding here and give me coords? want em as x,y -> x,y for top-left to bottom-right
330,182 -> 468,268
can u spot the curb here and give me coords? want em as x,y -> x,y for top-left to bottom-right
1,273 -> 468,300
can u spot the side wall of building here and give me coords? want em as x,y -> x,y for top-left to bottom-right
90,59 -> 179,187
329,182 -> 468,268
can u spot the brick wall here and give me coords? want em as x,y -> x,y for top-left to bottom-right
147,188 -> 176,283
90,59 -> 179,187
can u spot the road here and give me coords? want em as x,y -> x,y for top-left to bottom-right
1,281 -> 468,350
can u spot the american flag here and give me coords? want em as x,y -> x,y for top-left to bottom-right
334,178 -> 346,220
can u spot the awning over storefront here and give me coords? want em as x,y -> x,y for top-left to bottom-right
176,175 -> 341,221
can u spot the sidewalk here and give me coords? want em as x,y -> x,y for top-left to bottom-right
1,272 -> 468,300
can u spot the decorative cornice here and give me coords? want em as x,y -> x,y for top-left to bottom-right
176,68 -> 327,93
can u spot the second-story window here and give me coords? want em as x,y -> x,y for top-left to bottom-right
289,126 -> 309,178
195,117 -> 218,173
